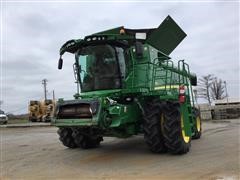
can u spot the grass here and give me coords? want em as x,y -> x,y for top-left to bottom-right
7,119 -> 29,124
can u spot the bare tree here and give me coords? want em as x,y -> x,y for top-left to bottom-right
197,74 -> 215,105
210,78 -> 226,100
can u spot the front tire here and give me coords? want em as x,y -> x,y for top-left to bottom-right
72,130 -> 103,149
143,99 -> 167,153
162,102 -> 191,154
57,128 -> 77,148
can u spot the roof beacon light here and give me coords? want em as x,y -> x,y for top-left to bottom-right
135,33 -> 146,40
120,28 -> 125,35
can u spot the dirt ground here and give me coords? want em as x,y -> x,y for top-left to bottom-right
0,120 -> 239,180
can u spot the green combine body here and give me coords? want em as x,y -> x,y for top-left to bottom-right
52,15 -> 202,154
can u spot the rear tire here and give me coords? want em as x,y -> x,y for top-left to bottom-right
72,130 -> 103,149
57,128 -> 77,148
162,102 -> 191,154
42,116 -> 51,123
29,118 -> 37,122
192,108 -> 202,139
143,99 -> 167,153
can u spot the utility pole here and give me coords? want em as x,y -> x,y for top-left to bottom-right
42,79 -> 48,101
52,90 -> 55,101
224,81 -> 229,104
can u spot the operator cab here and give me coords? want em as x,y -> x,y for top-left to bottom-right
76,44 -> 126,92
58,15 -> 188,94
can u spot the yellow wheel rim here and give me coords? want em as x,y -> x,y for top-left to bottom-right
196,116 -> 201,132
181,116 -> 190,143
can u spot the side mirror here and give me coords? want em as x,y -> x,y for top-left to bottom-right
58,57 -> 63,69
135,41 -> 144,58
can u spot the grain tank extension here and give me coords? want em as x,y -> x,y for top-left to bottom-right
52,16 -> 202,154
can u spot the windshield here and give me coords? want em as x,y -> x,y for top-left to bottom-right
77,44 -> 126,92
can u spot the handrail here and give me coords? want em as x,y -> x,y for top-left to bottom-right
127,56 -> 196,106
178,60 -> 195,107
152,57 -> 174,93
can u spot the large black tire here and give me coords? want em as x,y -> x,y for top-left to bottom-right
143,99 -> 167,153
42,116 -> 51,123
72,130 -> 103,149
162,102 -> 191,154
57,128 -> 77,148
192,108 -> 202,139
29,117 -> 37,122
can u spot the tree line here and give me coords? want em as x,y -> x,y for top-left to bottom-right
197,74 -> 227,105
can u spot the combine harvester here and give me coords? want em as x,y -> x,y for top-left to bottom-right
52,16 -> 202,154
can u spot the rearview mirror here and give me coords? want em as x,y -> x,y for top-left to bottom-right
135,41 -> 144,58
58,57 -> 63,69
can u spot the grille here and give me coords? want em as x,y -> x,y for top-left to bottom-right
57,102 -> 99,119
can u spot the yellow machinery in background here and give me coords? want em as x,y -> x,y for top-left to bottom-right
28,99 -> 55,122
41,99 -> 55,122
28,100 -> 42,122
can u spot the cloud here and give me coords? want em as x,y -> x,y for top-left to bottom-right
1,2 -> 239,114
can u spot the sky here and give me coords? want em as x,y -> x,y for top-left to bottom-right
0,1 -> 239,114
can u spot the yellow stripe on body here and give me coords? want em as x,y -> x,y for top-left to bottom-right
154,85 -> 180,90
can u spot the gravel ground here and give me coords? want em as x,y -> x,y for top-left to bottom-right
0,119 -> 239,180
